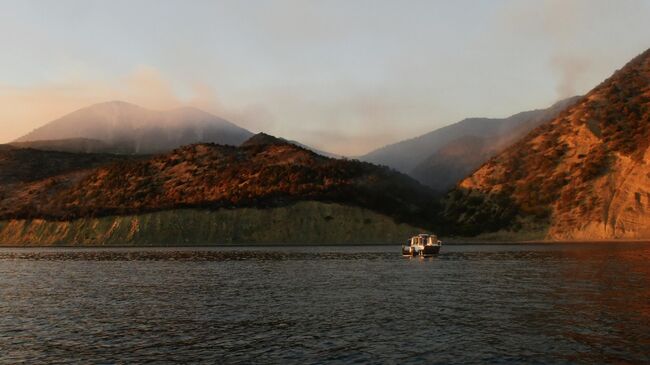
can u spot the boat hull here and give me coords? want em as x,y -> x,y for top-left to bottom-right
401,245 -> 441,256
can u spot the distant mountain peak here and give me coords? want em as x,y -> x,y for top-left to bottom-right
14,101 -> 254,154
241,133 -> 287,147
82,100 -> 145,112
99,100 -> 137,106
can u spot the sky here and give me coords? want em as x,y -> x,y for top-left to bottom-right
0,0 -> 649,155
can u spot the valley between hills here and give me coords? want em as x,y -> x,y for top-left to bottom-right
1,48 -> 649,245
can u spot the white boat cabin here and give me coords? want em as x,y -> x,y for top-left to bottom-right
409,234 -> 441,247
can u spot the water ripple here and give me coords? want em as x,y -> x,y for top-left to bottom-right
0,244 -> 648,364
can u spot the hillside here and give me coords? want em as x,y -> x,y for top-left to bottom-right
361,97 -> 579,192
0,203 -> 422,245
445,48 -> 650,239
15,101 -> 253,154
0,148 -> 133,185
0,134 -> 439,244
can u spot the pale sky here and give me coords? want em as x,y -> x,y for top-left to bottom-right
0,0 -> 648,155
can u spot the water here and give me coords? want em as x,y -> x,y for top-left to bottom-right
0,244 -> 648,364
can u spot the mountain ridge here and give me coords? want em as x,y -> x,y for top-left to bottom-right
360,97 -> 581,192
0,134 -> 440,236
15,101 -> 254,154
444,48 -> 650,239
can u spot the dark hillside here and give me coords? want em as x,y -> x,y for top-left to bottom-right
0,135 -> 440,230
0,148 -> 134,184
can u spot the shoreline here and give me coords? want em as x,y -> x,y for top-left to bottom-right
1,240 -> 649,249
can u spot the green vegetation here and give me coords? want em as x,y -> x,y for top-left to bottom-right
587,51 -> 650,159
0,202 -> 425,245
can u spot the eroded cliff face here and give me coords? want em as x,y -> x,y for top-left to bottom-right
458,100 -> 642,240
549,147 -> 650,240
0,202 -> 425,245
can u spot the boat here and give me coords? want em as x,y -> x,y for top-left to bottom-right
402,234 -> 442,257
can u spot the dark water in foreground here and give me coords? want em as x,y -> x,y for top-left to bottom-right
0,244 -> 649,364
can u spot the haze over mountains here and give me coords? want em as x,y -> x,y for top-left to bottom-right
15,101 -> 253,154
445,48 -> 650,240
361,97 -> 581,192
12,97 -> 581,182
1,47 -> 649,243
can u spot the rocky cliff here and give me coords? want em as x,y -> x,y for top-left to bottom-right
445,49 -> 650,240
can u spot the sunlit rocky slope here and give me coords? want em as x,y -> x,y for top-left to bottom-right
445,49 -> 650,240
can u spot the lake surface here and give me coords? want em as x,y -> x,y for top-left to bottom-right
0,244 -> 648,364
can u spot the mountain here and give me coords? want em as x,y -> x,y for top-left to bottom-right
15,101 -> 253,154
360,97 -> 580,192
411,98 -> 580,193
0,134 -> 438,245
410,135 -> 491,194
242,132 -> 340,158
444,48 -> 650,240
